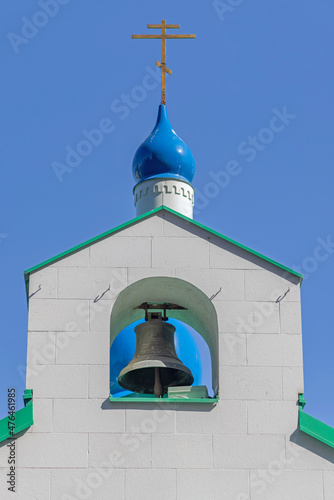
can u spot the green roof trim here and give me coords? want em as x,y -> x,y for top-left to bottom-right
24,206 -> 303,304
0,390 -> 33,443
298,393 -> 334,449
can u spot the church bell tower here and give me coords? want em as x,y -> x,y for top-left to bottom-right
1,19 -> 334,500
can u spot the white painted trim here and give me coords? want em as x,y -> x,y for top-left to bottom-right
134,178 -> 194,219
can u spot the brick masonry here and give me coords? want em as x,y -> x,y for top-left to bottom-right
2,210 -> 333,499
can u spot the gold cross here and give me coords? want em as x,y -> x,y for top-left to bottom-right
132,20 -> 195,105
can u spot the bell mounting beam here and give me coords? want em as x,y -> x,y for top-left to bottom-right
135,302 -> 187,322
132,20 -> 196,105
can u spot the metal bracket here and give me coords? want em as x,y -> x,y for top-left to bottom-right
136,302 -> 187,322
298,393 -> 306,409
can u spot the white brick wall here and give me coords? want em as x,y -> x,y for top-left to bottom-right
27,399 -> 53,433
247,334 -> 303,366
89,364 -> 110,398
57,267 -> 127,300
29,267 -> 57,299
215,301 -> 280,334
251,470 -> 324,500
247,401 -> 298,434
324,471 -> 334,500
283,366 -> 304,400
128,266 -> 175,284
27,365 -> 89,399
89,434 -> 152,469
177,469 -> 249,500
126,469 -> 176,500
50,247 -> 89,267
119,214 -> 164,237
280,301 -> 303,334
176,268 -> 245,300
28,299 -> 90,332
209,238 -> 263,270
125,406 -> 176,434
286,434 -> 334,470
0,468 -> 50,500
152,237 -> 209,268
14,211 -> 332,499
175,400 -> 247,434
163,212 -> 206,238
213,434 -> 286,469
27,332 -> 56,365
55,331 -> 109,365
52,468 -> 125,500
219,333 -> 247,366
219,366 -> 283,400
89,299 -> 114,333
245,269 -> 300,302
90,237 -> 152,267
17,433 -> 89,468
152,434 -> 212,469
53,399 -> 125,433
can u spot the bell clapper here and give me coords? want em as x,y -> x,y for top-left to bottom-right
154,367 -> 164,398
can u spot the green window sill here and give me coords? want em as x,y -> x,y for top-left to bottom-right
109,394 -> 218,404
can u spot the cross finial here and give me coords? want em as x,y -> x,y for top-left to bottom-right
132,20 -> 195,105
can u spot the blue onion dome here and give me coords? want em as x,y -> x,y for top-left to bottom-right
132,105 -> 195,184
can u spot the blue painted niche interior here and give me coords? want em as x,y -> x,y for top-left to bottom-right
110,318 -> 212,397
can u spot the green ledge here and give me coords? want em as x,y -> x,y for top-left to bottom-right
298,393 -> 334,449
24,206 -> 303,305
0,390 -> 33,443
109,394 -> 219,404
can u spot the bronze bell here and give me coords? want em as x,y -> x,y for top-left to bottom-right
118,312 -> 194,397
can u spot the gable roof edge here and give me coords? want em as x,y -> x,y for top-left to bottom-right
24,206 -> 303,304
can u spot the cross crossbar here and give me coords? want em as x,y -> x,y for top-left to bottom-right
132,20 -> 195,104
147,24 -> 180,29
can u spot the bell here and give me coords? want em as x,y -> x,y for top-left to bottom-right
118,313 -> 194,397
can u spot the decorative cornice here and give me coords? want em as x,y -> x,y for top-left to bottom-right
134,179 -> 194,206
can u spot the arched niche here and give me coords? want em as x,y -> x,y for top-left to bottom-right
110,277 -> 219,396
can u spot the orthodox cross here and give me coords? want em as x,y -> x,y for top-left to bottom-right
132,20 -> 195,105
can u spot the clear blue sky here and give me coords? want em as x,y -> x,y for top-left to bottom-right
1,1 -> 334,423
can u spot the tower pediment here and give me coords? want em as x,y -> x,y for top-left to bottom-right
25,206 -> 302,303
